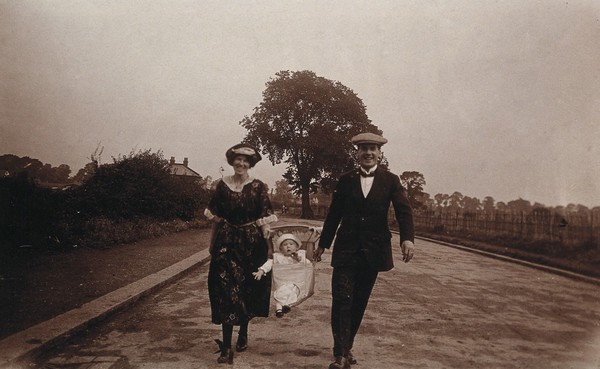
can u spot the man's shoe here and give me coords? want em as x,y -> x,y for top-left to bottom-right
328,356 -> 351,369
276,310 -> 284,318
347,350 -> 357,365
282,305 -> 291,314
235,334 -> 248,352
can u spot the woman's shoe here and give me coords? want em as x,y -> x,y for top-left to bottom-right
217,348 -> 233,364
236,334 -> 248,352
214,339 -> 234,364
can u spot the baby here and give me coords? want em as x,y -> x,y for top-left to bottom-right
253,233 -> 310,317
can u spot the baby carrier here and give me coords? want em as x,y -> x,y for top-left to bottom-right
267,224 -> 321,307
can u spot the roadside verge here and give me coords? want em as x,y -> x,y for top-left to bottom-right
0,248 -> 211,368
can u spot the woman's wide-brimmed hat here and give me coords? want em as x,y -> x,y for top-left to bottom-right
225,143 -> 262,167
275,233 -> 302,250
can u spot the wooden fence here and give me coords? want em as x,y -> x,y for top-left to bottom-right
410,209 -> 600,249
285,205 -> 329,219
287,205 -> 599,250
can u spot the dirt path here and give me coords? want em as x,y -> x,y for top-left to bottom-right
33,236 -> 600,368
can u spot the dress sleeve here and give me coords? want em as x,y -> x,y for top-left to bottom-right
255,180 -> 278,226
206,179 -> 224,218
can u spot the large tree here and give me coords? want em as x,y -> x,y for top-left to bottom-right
448,191 -> 464,212
240,70 -> 379,218
507,198 -> 532,213
462,196 -> 482,212
272,179 -> 295,205
399,171 -> 426,209
434,193 -> 449,209
482,196 -> 495,214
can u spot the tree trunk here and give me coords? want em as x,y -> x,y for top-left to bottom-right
300,185 -> 314,219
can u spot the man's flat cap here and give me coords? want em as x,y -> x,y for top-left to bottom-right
350,132 -> 388,146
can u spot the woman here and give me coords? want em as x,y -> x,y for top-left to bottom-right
204,143 -> 277,364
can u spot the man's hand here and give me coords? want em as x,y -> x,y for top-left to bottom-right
401,240 -> 415,263
313,247 -> 325,262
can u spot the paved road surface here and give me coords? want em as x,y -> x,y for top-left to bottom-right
29,225 -> 600,369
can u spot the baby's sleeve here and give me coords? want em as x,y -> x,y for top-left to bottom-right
259,259 -> 273,274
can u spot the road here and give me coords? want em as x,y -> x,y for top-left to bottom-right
30,223 -> 600,369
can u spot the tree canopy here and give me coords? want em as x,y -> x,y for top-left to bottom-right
240,70 -> 380,218
399,171 -> 426,209
0,154 -> 71,183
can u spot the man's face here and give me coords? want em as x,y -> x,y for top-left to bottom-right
357,144 -> 381,169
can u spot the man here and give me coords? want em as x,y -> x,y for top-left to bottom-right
313,132 -> 415,369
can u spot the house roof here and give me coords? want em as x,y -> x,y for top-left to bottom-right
169,163 -> 200,177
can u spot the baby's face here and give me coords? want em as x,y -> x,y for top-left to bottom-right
279,239 -> 299,256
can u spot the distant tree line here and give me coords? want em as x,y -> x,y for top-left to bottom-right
276,169 -> 599,216
0,150 -> 212,250
393,172 -> 599,257
418,191 -> 598,216
386,169 -> 599,216
278,169 -> 599,253
0,154 -> 73,184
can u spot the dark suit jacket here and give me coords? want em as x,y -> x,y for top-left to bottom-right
318,166 -> 414,272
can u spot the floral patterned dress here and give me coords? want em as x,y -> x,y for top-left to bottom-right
206,178 -> 276,325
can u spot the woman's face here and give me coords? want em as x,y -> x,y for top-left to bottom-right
232,155 -> 251,175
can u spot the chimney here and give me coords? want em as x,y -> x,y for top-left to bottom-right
170,157 -> 175,165
183,157 -> 189,167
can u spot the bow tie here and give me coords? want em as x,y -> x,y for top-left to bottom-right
360,170 -> 375,178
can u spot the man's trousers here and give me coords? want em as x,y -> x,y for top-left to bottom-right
331,255 -> 379,357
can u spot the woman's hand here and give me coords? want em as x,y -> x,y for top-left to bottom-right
260,224 -> 271,239
204,208 -> 223,224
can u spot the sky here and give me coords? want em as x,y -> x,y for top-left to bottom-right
1,0 -> 599,207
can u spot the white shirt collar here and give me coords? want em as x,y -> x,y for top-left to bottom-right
360,165 -> 378,175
